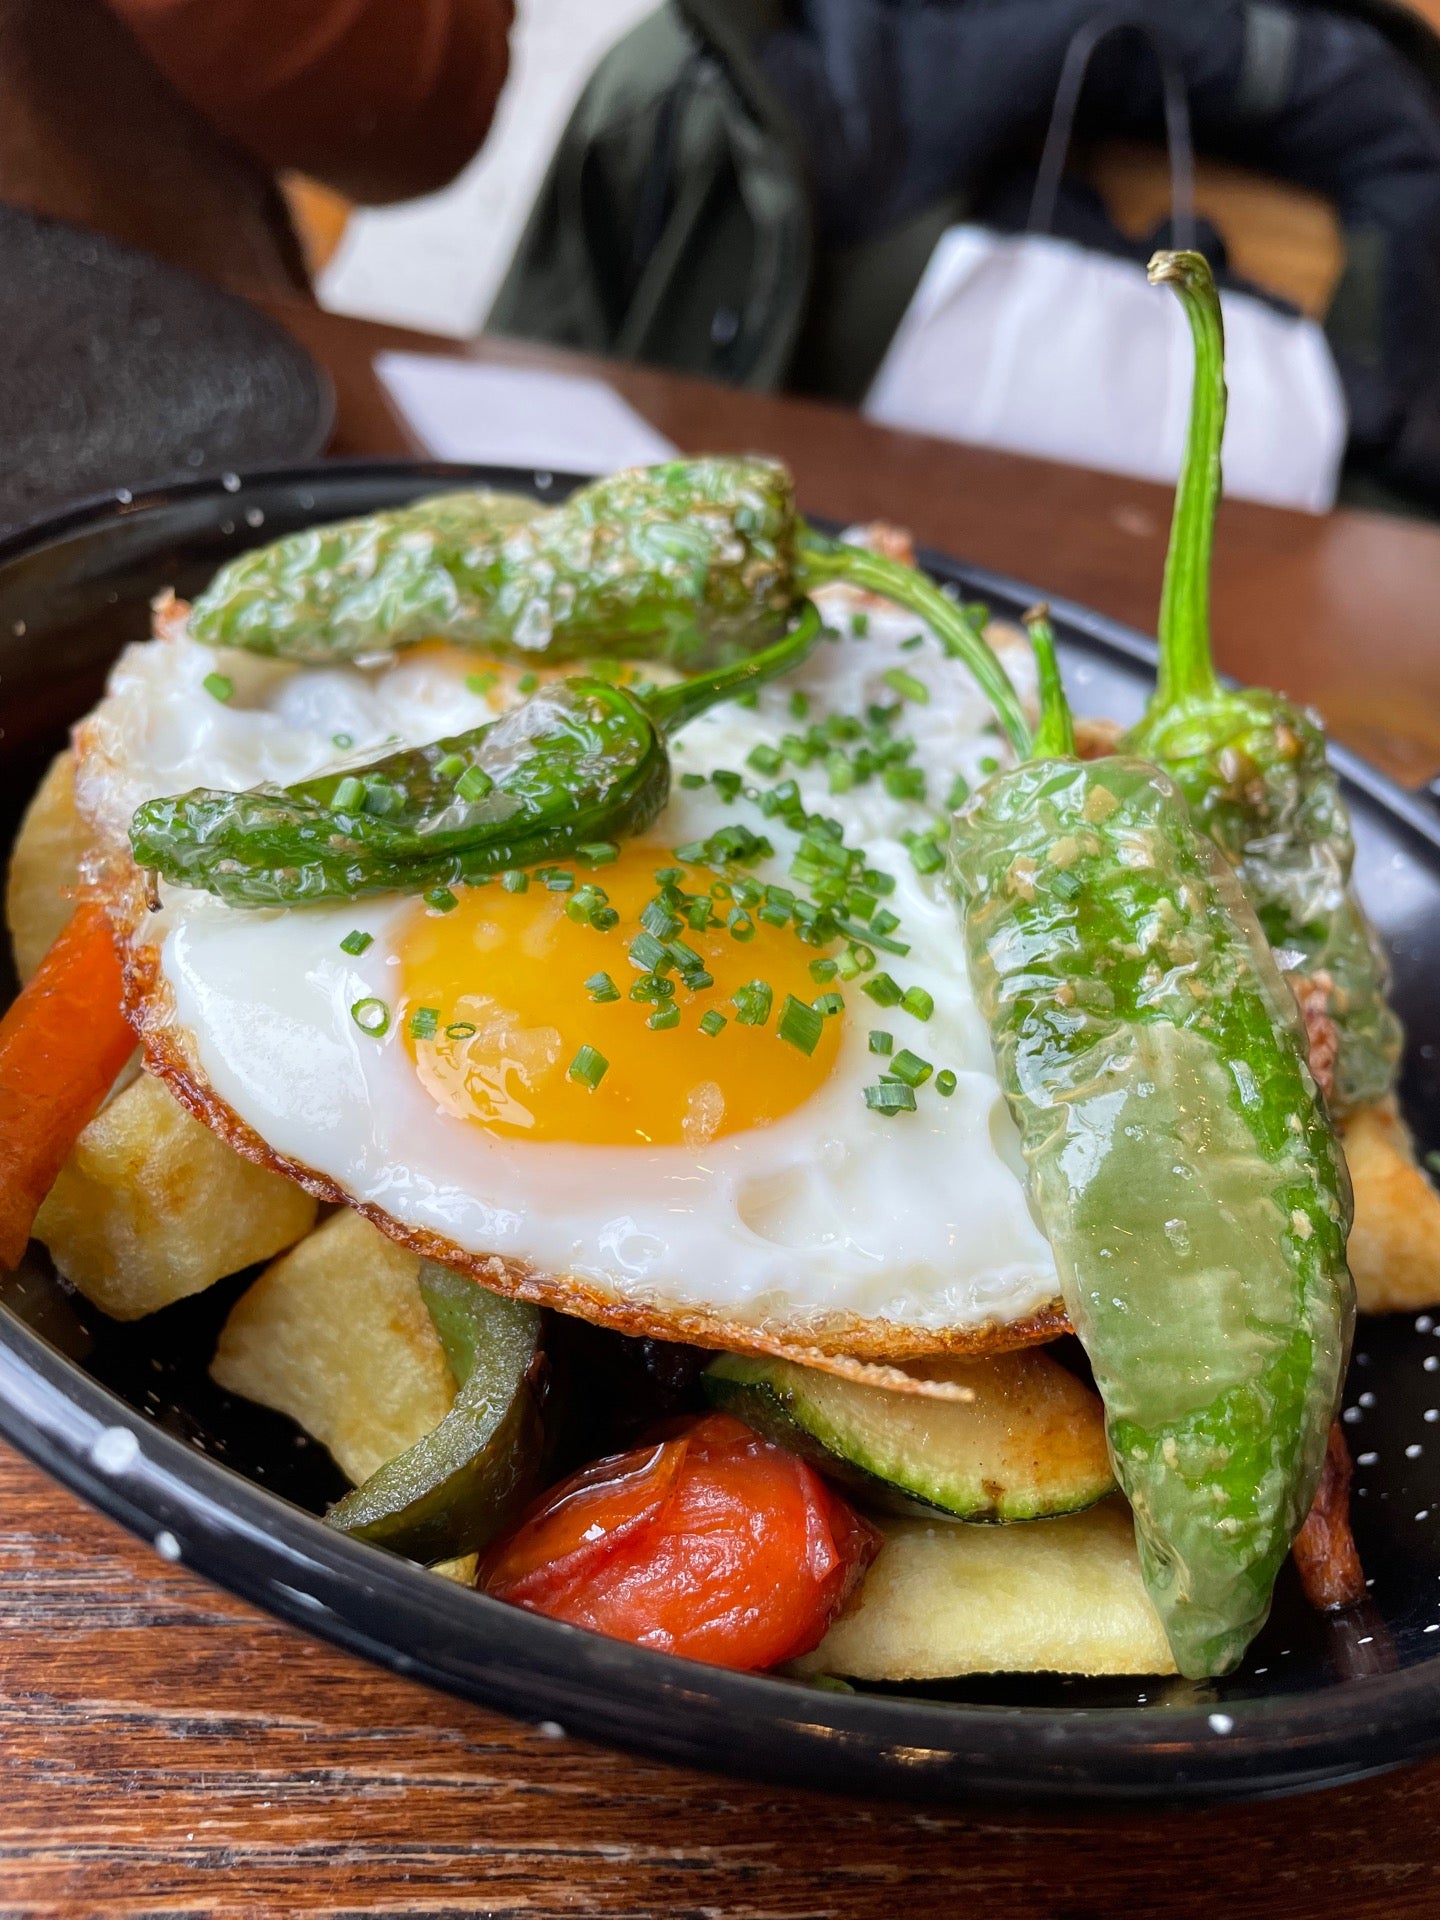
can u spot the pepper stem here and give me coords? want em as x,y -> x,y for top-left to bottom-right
642,599 -> 823,735
1024,606 -> 1075,760
1151,249 -> 1225,711
796,529 -> 1032,755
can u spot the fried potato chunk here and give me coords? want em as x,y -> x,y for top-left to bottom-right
211,1208 -> 456,1486
33,1072 -> 317,1319
6,752 -> 87,982
1342,1098 -> 1440,1314
792,1499 -> 1175,1680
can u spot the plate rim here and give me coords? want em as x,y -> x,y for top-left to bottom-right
3,457 -> 1439,1806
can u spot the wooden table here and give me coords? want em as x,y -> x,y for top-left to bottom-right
7,304 -> 1440,1917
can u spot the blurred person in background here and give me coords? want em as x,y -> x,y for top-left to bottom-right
493,0 -> 1440,516
0,0 -> 514,292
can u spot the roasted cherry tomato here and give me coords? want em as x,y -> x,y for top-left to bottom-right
477,1412 -> 879,1670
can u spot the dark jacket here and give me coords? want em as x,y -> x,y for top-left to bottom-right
488,0 -> 1440,508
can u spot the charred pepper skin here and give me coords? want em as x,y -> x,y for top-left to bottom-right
952,615 -> 1354,1679
189,459 -> 796,670
1121,250 -> 1400,1113
130,603 -> 824,907
187,456 -> 1031,754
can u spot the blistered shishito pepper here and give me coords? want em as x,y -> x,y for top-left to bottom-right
186,457 -> 1030,752
1122,251 -> 1400,1113
130,601 -> 826,906
327,1264 -> 544,1565
951,611 -> 1354,1678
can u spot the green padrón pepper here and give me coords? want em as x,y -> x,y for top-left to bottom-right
131,602 -> 824,905
326,1265 -> 544,1565
1121,250 -> 1400,1113
186,456 -> 1029,752
951,611 -> 1354,1677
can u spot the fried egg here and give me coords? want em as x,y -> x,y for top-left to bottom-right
75,557 -> 1063,1362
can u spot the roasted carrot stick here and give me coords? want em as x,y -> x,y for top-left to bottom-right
0,900 -> 136,1268
1293,1422 -> 1367,1612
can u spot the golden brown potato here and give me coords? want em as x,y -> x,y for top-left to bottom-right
6,751 -> 87,981
1342,1098 -> 1440,1314
793,1499 -> 1175,1680
211,1209 -> 455,1485
34,1072 -> 317,1320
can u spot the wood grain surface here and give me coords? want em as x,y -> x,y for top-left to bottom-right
2,1435 -> 1440,1918
8,304 -> 1440,1915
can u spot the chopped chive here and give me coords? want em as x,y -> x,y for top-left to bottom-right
851,612 -> 870,638
578,841 -> 619,866
408,1006 -> 441,1041
870,907 -> 900,937
679,771 -> 706,790
936,1069 -> 958,1096
687,898 -> 713,932
979,754 -> 1000,775
733,979 -> 774,1026
863,868 -> 896,896
836,943 -> 875,980
883,765 -> 927,802
777,994 -> 824,1055
826,749 -> 855,794
945,773 -> 971,811
712,769 -> 742,800
350,996 -> 390,1038
907,834 -> 946,876
834,918 -> 909,957
757,902 -> 791,928
434,752 -> 467,779
846,888 -> 877,924
568,1045 -> 608,1090
901,985 -> 935,1022
883,666 -> 930,705
813,991 -> 844,1017
809,957 -> 839,984
641,900 -> 682,940
501,869 -> 529,893
544,870 -> 574,892
423,887 -> 459,915
592,906 -> 620,931
567,884 -> 609,925
648,1003 -> 681,1031
333,775 -> 365,811
202,671 -> 234,703
339,928 -> 373,956
862,972 -> 904,1008
332,731 -> 354,750
868,1029 -> 893,1055
629,931 -> 670,973
890,1048 -> 933,1087
864,1082 -> 915,1114
710,880 -> 733,901
789,689 -> 810,720
362,780 -> 400,817
585,970 -> 621,1002
445,1021 -> 477,1040
517,671 -> 540,694
455,765 -> 495,803
699,1009 -> 728,1038
900,633 -> 925,651
747,743 -> 783,776
727,909 -> 755,942
629,973 -> 674,1003
465,670 -> 499,696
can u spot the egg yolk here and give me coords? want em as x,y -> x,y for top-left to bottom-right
399,843 -> 841,1146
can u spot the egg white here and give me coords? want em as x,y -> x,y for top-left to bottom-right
76,568 -> 1062,1355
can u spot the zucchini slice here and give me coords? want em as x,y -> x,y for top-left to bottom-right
705,1347 -> 1114,1521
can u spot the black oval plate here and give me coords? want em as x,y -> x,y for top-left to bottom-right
2,462 -> 1439,1805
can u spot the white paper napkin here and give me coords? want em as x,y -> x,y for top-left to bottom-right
374,352 -> 678,475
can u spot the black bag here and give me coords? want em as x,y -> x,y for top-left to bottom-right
489,0 -> 1440,512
